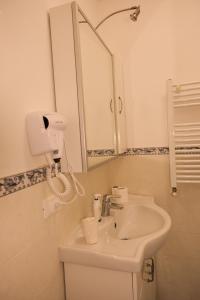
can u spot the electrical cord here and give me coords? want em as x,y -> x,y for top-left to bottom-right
63,140 -> 85,197
45,141 -> 85,204
45,153 -> 72,199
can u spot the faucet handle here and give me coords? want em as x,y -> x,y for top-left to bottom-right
103,194 -> 121,202
110,202 -> 123,210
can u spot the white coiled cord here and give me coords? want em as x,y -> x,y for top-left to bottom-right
63,140 -> 85,197
45,143 -> 85,204
46,165 -> 72,199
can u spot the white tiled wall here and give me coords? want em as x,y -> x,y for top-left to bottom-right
0,163 -> 110,300
107,155 -> 200,300
0,0 -> 111,299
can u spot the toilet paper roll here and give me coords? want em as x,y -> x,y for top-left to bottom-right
112,186 -> 128,203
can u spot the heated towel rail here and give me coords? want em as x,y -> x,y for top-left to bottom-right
167,79 -> 200,193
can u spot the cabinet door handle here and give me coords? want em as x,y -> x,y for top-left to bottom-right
110,99 -> 114,113
118,96 -> 123,114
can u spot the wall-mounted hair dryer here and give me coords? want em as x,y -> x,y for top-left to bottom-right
26,112 -> 85,200
26,112 -> 66,163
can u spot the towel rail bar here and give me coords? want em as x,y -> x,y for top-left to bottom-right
172,81 -> 200,87
168,79 -> 200,194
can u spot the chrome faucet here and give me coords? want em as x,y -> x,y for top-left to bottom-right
101,194 -> 123,217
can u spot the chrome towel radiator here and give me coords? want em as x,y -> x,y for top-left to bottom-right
167,79 -> 200,193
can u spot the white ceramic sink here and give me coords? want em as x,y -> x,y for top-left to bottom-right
59,194 -> 171,272
112,203 -> 166,240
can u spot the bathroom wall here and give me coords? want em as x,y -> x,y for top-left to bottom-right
98,0 -> 200,148
0,163 -> 110,300
0,0 -> 55,177
97,0 -> 200,300
97,0 -> 174,147
107,156 -> 200,300
173,0 -> 200,83
1,1 -> 200,300
0,0 -> 99,178
0,1 -> 111,300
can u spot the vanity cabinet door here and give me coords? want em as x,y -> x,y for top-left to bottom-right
114,57 -> 128,154
65,263 -> 133,300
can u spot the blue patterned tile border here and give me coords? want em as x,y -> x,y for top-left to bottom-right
0,164 -> 60,198
0,173 -> 27,197
88,147 -> 170,157
0,167 -> 46,198
87,149 -> 116,157
126,147 -> 169,155
1,146 -> 199,197
88,146 -> 200,156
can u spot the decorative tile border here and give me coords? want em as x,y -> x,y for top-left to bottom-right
0,173 -> 27,197
1,146 -> 200,197
0,165 -> 60,198
87,149 -> 116,157
0,167 -> 46,198
88,146 -> 200,157
88,147 -> 170,157
126,147 -> 169,155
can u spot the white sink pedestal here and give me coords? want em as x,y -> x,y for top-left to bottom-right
64,260 -> 156,300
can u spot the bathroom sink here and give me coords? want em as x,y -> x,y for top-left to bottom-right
59,194 -> 171,272
112,203 -> 166,240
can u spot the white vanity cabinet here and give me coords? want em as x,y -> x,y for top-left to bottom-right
64,261 -> 156,300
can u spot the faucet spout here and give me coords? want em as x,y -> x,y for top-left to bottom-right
101,194 -> 123,217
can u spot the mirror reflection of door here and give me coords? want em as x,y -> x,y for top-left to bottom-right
78,11 -> 116,167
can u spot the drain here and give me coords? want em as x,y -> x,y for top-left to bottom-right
120,237 -> 129,240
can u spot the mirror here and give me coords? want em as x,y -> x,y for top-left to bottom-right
49,2 -> 117,172
77,9 -> 116,169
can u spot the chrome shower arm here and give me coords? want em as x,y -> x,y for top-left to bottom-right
95,6 -> 140,30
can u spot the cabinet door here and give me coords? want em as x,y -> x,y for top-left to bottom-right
49,3 -> 117,172
65,263 -> 133,300
114,57 -> 128,154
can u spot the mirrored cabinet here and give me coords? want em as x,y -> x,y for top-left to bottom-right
49,1 -> 127,172
114,57 -> 127,154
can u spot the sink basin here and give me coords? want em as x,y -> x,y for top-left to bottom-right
112,203 -> 165,240
59,194 -> 171,272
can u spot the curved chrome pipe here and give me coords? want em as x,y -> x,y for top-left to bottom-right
130,6 -> 140,22
95,6 -> 140,30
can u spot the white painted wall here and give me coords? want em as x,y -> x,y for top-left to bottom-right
126,0 -> 174,147
2,0 -> 200,176
173,0 -> 200,82
0,0 -> 98,178
0,0 -> 54,177
98,0 -> 200,148
0,2 -> 112,300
